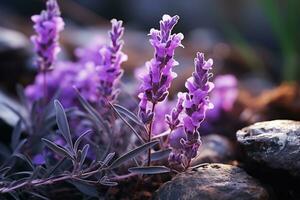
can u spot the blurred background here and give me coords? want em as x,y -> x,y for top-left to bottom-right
0,0 -> 299,129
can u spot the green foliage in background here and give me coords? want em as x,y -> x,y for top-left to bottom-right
261,0 -> 300,81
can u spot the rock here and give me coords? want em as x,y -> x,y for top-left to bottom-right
153,163 -> 269,200
237,120 -> 300,176
191,134 -> 235,166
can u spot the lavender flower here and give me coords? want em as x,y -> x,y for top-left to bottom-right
138,14 -> 184,124
96,19 -> 127,106
31,0 -> 64,72
168,52 -> 214,168
183,53 -> 214,134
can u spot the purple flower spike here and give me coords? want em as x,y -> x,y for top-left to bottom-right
31,0 -> 64,72
109,19 -> 124,55
138,14 -> 184,124
181,52 -> 214,161
97,19 -> 127,105
183,52 -> 214,134
168,52 -> 214,168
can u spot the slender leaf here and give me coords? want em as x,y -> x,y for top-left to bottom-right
152,129 -> 171,139
108,102 -> 145,143
80,144 -> 89,167
54,100 -> 73,148
74,130 -> 92,152
0,167 -> 11,177
7,171 -> 33,178
99,176 -> 118,186
42,138 -> 74,160
151,149 -> 172,161
101,152 -> 115,166
74,88 -> 110,134
114,104 -> 143,126
44,107 -> 76,127
109,140 -> 159,169
128,166 -> 170,174
13,139 -> 27,154
10,120 -> 22,150
100,180 -> 118,186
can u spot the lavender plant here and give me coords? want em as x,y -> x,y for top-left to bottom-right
138,15 -> 183,165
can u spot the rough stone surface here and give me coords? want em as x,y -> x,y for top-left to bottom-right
153,163 -> 269,200
191,134 -> 235,166
237,120 -> 300,176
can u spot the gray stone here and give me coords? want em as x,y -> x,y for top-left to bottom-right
237,120 -> 300,176
153,163 -> 269,200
